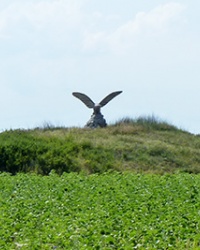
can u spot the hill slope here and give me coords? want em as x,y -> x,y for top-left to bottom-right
0,117 -> 200,175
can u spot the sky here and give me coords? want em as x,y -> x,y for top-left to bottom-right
0,0 -> 199,134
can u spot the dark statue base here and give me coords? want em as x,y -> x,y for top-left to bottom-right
85,113 -> 107,128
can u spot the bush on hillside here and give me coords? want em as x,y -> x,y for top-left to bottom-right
0,130 -> 115,175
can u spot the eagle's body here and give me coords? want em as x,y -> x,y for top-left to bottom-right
93,104 -> 101,115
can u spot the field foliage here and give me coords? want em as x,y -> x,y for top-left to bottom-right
1,172 -> 200,249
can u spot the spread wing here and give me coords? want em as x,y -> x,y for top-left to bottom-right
99,91 -> 122,107
72,92 -> 94,108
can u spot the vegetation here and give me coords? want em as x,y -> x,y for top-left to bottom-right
0,116 -> 200,175
1,117 -> 200,249
0,172 -> 200,249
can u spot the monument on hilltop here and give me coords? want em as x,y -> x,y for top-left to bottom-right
72,91 -> 122,128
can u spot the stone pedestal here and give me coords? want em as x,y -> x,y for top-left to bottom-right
85,113 -> 107,128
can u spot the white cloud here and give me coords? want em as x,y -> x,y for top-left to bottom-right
82,31 -> 106,51
0,0 -> 84,55
27,0 -> 83,31
83,2 -> 186,54
0,0 -> 83,30
0,1 -> 186,56
134,3 -> 185,31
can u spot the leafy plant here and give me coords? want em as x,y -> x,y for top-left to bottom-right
0,172 -> 200,249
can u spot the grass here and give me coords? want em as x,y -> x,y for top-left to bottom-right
0,116 -> 200,175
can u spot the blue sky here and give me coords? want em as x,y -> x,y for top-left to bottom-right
0,0 -> 199,133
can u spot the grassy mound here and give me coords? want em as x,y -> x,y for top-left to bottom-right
0,117 -> 200,175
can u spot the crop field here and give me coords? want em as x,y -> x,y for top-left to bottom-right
1,172 -> 200,249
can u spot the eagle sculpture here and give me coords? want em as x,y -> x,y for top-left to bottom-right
72,91 -> 122,128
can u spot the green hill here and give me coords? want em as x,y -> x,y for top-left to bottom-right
0,117 -> 200,175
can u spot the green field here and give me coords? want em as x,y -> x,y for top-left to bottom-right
1,172 -> 200,249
